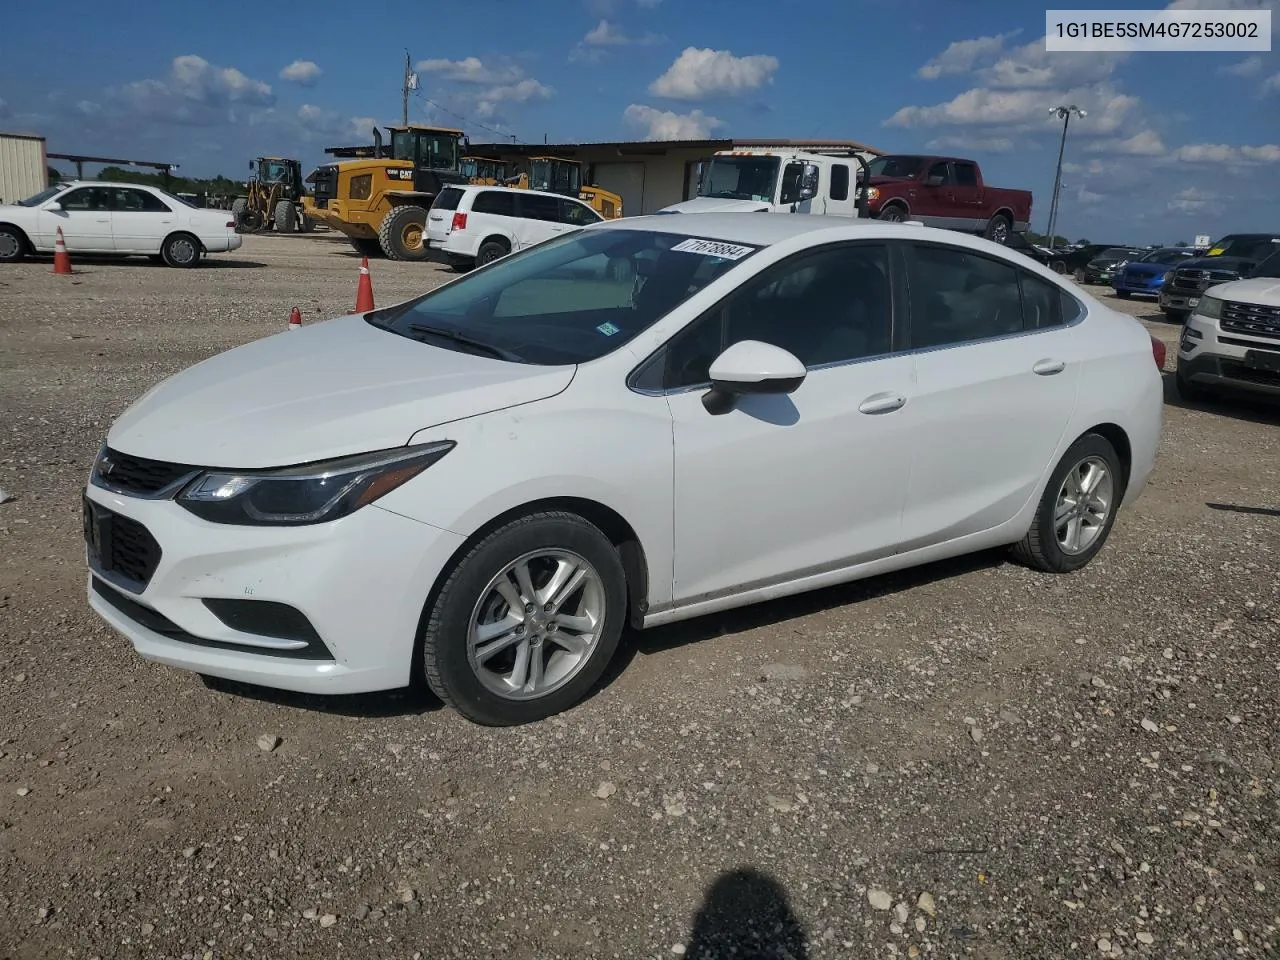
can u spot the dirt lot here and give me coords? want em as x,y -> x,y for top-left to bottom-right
1,234 -> 1277,960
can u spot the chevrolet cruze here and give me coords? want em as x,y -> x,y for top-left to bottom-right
84,214 -> 1165,725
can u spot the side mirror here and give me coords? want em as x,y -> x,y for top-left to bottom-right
702,340 -> 806,415
797,164 -> 819,202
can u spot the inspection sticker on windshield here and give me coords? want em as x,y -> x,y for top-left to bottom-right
670,238 -> 754,260
596,322 -> 621,336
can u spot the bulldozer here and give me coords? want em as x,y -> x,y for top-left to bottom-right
306,124 -> 468,260
232,157 -> 316,234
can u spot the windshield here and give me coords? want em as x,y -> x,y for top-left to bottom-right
260,161 -> 291,181
1251,249 -> 1280,278
697,157 -> 780,202
1207,236 -> 1280,260
17,185 -> 65,207
393,131 -> 459,170
1139,247 -> 1193,263
530,159 -> 580,195
866,156 -> 926,179
366,228 -> 761,365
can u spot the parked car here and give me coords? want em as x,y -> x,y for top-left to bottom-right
1176,246 -> 1280,403
1081,247 -> 1147,285
998,230 -> 1057,267
0,181 -> 242,267
1044,243 -> 1127,278
83,214 -> 1164,726
1159,232 -> 1280,322
860,155 -> 1033,243
427,184 -> 603,270
1112,247 -> 1204,299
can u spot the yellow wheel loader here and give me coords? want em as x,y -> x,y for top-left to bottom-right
232,158 -> 316,234
460,156 -> 510,185
307,125 -> 469,261
522,156 -> 625,219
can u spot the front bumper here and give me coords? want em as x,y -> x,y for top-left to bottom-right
83,484 -> 465,695
1159,289 -> 1201,314
1177,316 -> 1280,400
1114,275 -> 1161,295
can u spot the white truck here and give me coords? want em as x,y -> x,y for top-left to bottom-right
657,148 -> 872,218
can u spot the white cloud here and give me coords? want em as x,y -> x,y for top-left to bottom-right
586,19 -> 629,44
623,103 -> 723,139
1087,129 -> 1167,156
416,56 -> 553,121
417,56 -> 522,85
886,85 -> 1139,135
1170,142 -> 1280,164
106,56 -> 275,126
1220,55 -> 1264,76
1242,143 -> 1280,162
1165,0 -> 1280,33
649,48 -> 778,99
925,134 -> 1015,153
280,60 -> 322,86
573,18 -> 665,62
1168,186 -> 1215,213
917,32 -> 1019,79
979,39 -> 1128,89
1264,72 -> 1280,93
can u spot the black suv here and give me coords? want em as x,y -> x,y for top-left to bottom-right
1081,246 -> 1147,285
1160,233 -> 1280,321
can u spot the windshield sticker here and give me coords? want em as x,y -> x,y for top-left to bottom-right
596,322 -> 621,336
670,238 -> 755,260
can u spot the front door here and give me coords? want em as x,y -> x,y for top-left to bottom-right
948,161 -> 984,230
659,241 -> 915,603
896,240 -> 1081,551
36,186 -> 116,252
916,160 -> 956,226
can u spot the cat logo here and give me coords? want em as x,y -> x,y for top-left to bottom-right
386,169 -> 414,181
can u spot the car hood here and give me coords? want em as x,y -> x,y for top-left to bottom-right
107,314 -> 576,469
1121,261 -> 1175,275
658,197 -> 772,214
1205,277 -> 1280,305
1175,255 -> 1255,273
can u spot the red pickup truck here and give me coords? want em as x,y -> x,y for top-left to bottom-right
861,155 -> 1033,243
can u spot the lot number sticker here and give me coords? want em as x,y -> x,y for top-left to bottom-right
670,238 -> 755,260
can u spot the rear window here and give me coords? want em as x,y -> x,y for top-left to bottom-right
432,188 -> 464,211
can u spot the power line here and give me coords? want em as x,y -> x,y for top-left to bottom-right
410,89 -> 528,144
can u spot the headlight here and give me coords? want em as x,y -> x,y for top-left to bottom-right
1194,295 -> 1223,320
177,442 -> 454,526
866,187 -> 880,201
1161,271 -> 1173,282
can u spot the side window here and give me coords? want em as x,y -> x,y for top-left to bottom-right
471,190 -> 517,217
560,199 -> 601,225
663,244 -> 893,388
829,164 -> 850,202
952,163 -> 978,187
926,162 -> 950,186
1019,271 -> 1063,329
778,162 -> 805,204
59,187 -> 112,211
1060,290 -> 1084,325
907,244 -> 1024,349
113,189 -> 170,212
518,193 -> 561,222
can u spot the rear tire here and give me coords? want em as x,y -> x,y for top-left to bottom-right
1011,433 -> 1123,574
298,213 -> 316,233
477,239 -> 509,266
984,213 -> 1012,243
0,225 -> 27,263
274,199 -> 297,233
421,512 -> 628,726
378,205 -> 430,261
161,232 -> 201,268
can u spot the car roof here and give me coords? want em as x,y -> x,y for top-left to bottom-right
458,184 -> 576,202
585,212 -> 1018,252
53,180 -> 163,192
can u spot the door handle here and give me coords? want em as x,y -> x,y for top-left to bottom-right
1032,358 -> 1066,376
858,392 -> 906,414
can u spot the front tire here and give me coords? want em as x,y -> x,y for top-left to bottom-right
0,225 -> 27,263
378,205 -> 430,261
1011,433 -> 1123,574
877,204 -> 907,223
421,512 -> 628,726
274,199 -> 297,233
161,232 -> 201,268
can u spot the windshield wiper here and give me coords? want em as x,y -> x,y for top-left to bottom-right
406,324 -> 522,362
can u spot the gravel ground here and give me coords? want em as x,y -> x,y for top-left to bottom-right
1,234 -> 1277,960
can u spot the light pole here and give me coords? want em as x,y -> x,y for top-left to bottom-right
1046,104 -> 1085,246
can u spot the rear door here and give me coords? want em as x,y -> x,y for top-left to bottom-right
109,187 -> 175,253
36,186 -> 116,252
513,192 -> 570,249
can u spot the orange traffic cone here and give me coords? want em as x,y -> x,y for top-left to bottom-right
288,306 -> 302,332
53,227 -> 72,275
354,256 -> 375,313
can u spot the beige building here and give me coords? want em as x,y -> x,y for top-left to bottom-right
0,132 -> 48,206
465,137 -> 885,216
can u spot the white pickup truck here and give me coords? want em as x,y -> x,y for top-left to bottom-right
658,148 -> 870,217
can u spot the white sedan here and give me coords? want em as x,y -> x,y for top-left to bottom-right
0,180 -> 242,267
82,214 -> 1165,725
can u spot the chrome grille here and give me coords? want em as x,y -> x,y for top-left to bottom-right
1222,300 -> 1280,341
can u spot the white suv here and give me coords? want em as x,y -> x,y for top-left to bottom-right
426,185 -> 603,270
1176,247 -> 1280,404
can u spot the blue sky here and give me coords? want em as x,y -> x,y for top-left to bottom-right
2,0 -> 1278,242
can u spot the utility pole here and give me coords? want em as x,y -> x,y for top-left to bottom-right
402,51 -> 411,126
1046,104 -> 1085,246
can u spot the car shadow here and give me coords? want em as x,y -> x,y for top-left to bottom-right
600,547 -> 1006,689
198,674 -> 444,717
24,254 -> 268,269
1160,371 -> 1280,423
